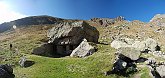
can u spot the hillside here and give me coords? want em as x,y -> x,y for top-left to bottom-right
0,15 -> 66,33
1,14 -> 165,78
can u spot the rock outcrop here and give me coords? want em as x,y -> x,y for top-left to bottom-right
70,39 -> 96,57
47,21 -> 99,56
90,16 -> 125,26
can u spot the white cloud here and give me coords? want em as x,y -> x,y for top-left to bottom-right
0,1 -> 27,24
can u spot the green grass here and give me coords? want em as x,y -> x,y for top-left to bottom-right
13,44 -> 121,78
139,67 -> 151,78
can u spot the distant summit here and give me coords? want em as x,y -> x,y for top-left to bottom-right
0,15 -> 64,33
149,14 -> 165,26
90,16 -> 125,26
150,14 -> 165,22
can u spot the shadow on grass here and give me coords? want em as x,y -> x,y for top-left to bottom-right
24,60 -> 35,68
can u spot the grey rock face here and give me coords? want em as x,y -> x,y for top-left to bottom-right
117,47 -> 141,61
70,39 -> 96,57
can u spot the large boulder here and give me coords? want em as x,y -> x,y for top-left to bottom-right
117,47 -> 141,61
70,39 -> 96,57
111,38 -> 159,52
0,64 -> 15,78
133,38 -> 159,52
110,57 -> 137,76
47,21 -> 99,56
144,38 -> 159,51
111,38 -> 133,49
47,21 -> 99,45
113,59 -> 127,72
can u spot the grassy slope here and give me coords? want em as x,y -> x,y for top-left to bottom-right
0,22 -> 155,78
14,44 -> 117,78
0,25 -> 121,78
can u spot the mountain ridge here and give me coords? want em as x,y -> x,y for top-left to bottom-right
0,15 -> 65,33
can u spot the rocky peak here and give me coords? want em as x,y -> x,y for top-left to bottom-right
149,14 -> 165,27
150,14 -> 165,22
90,16 -> 125,26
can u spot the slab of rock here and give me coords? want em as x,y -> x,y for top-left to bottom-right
117,47 -> 141,61
70,39 -> 96,57
47,21 -> 99,45
46,21 -> 99,56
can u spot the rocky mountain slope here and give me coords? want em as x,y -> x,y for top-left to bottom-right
0,15 -> 65,33
1,14 -> 165,78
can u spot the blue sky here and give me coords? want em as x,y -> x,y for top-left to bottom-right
0,0 -> 165,23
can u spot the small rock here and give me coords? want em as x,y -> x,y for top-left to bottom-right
19,56 -> 26,67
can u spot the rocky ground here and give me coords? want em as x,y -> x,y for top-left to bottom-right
1,14 -> 165,78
